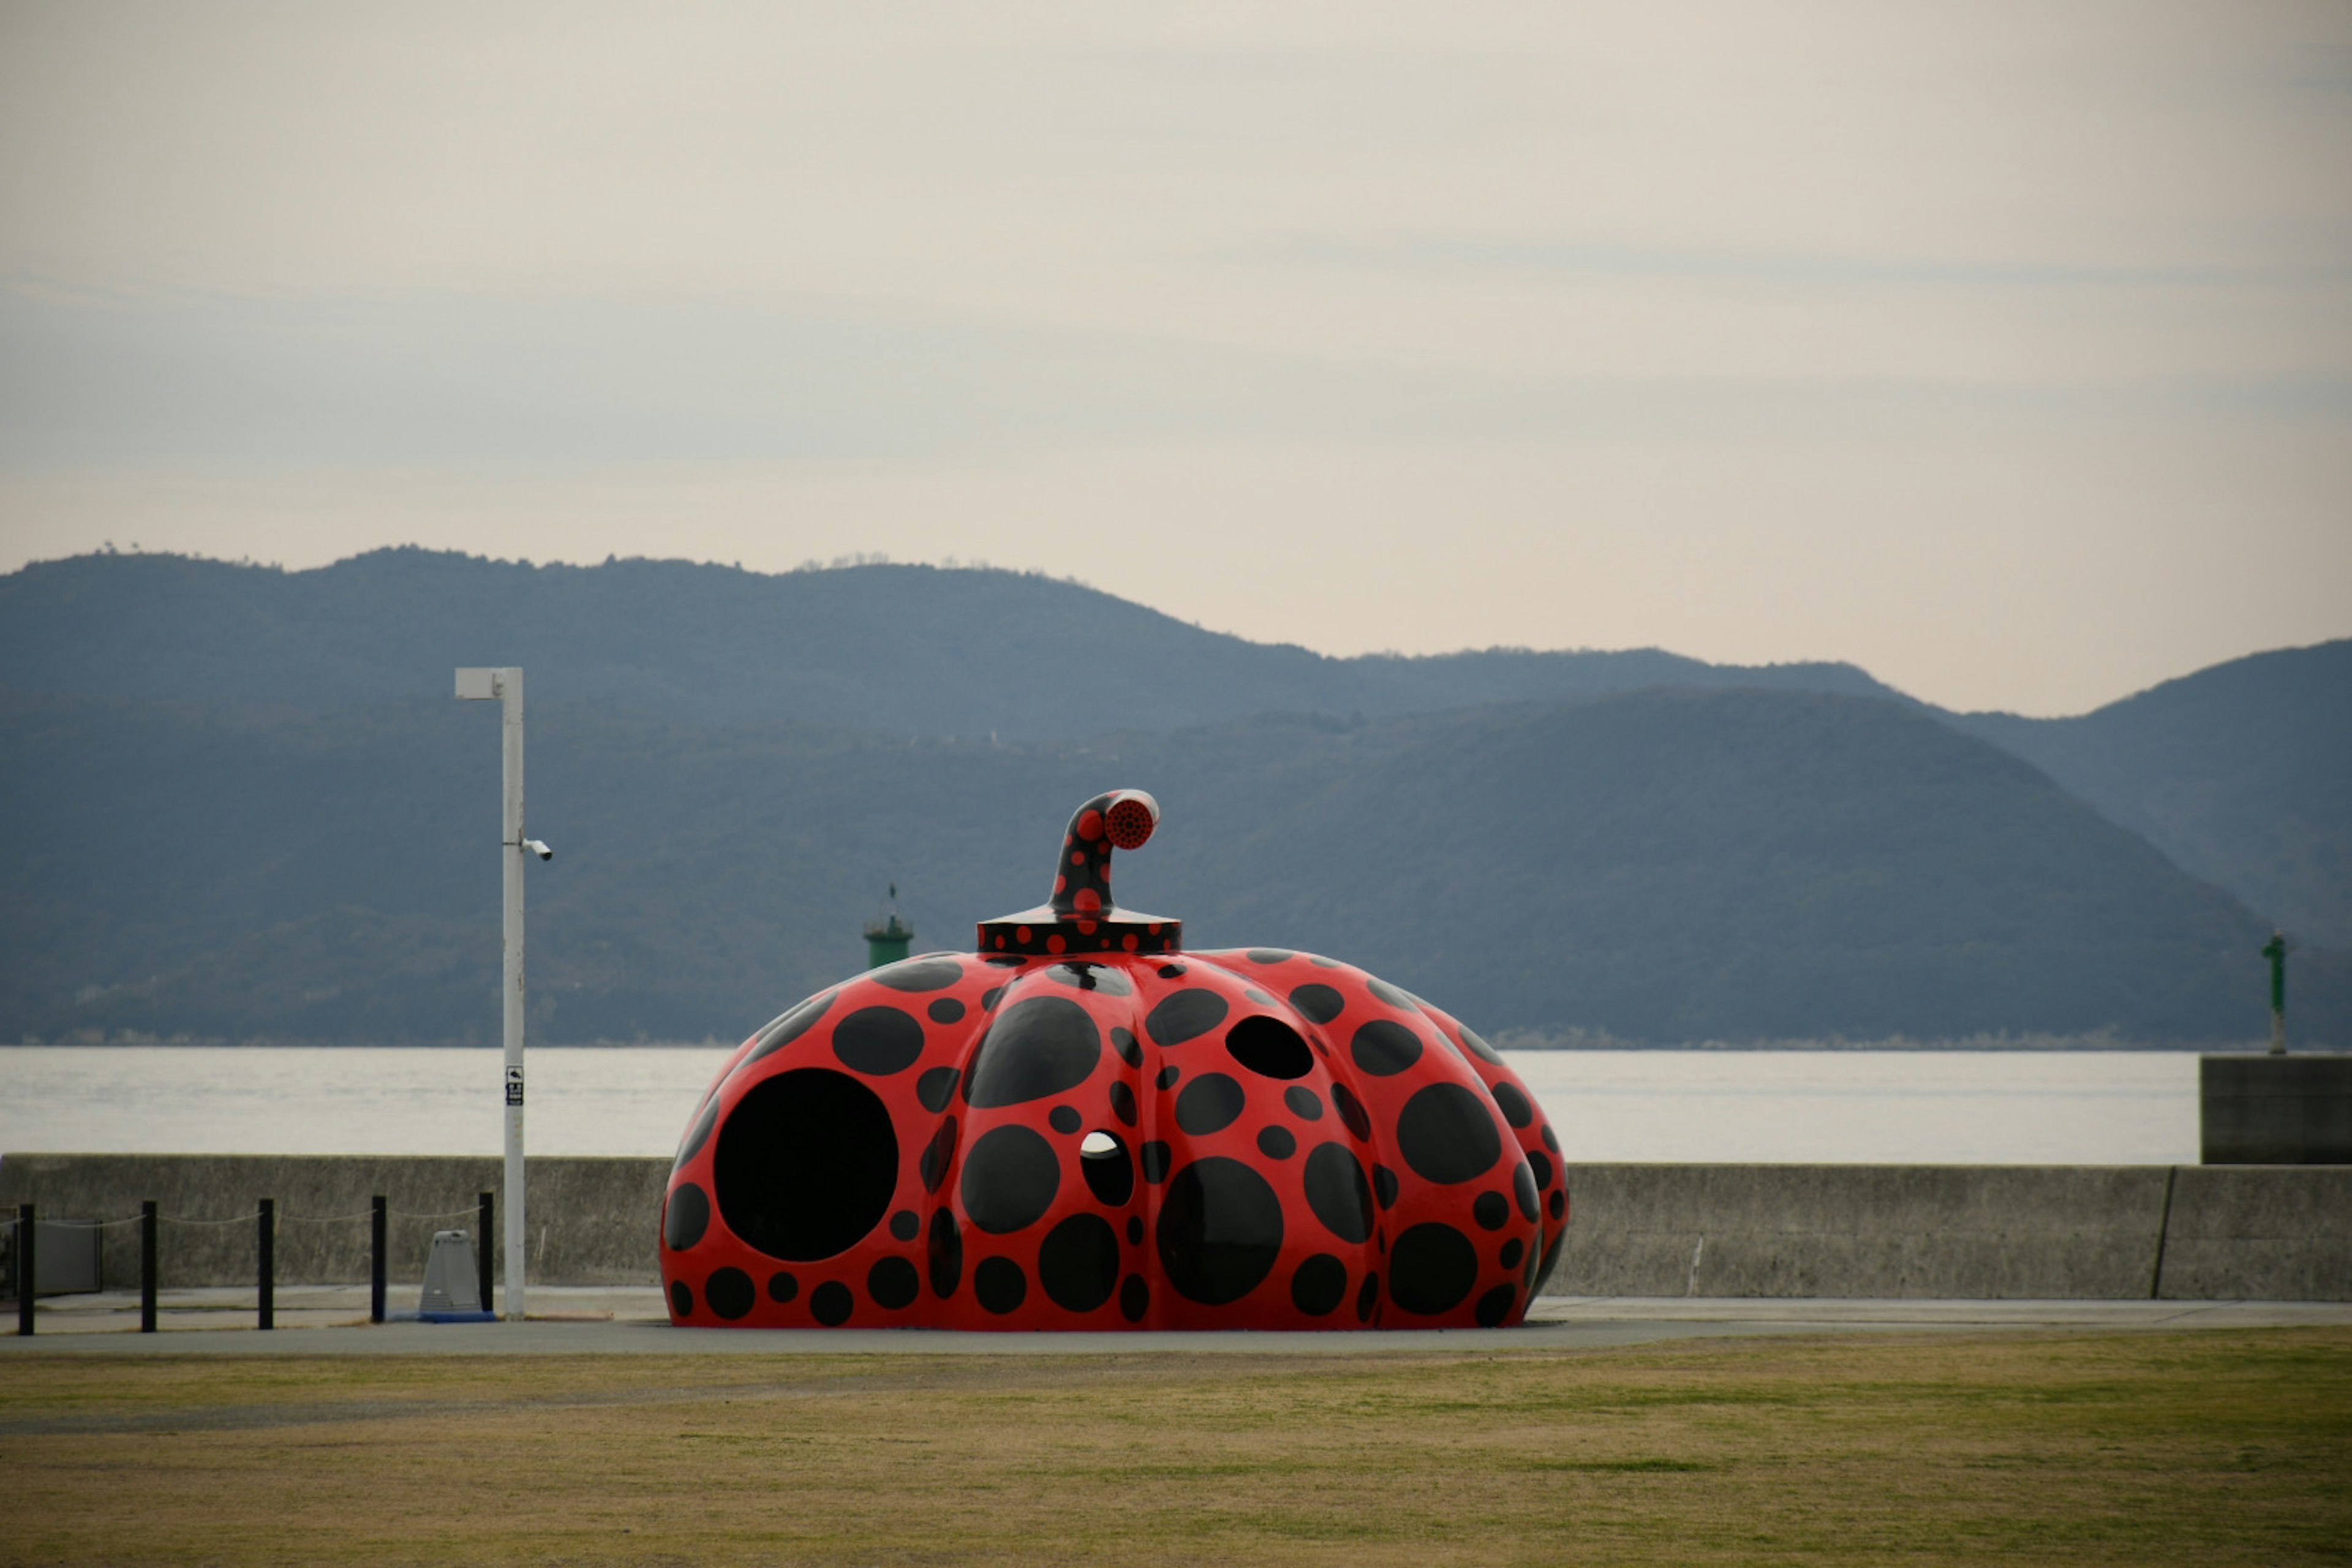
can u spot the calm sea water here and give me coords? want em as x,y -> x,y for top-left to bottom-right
0,1046 -> 2201,1164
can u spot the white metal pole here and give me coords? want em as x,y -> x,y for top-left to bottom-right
499,666 -> 527,1321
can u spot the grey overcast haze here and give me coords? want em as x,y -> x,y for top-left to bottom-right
1,1 -> 2347,715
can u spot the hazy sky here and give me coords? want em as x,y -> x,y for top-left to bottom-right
2,1 -> 2347,714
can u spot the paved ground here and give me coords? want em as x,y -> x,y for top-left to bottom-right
6,1286 -> 2347,1356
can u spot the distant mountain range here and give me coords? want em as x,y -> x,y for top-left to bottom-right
2,549 -> 2343,1046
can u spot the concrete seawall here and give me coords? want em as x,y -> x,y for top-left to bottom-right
5,1155 -> 2347,1300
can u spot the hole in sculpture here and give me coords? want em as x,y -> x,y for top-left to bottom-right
1080,1129 -> 1135,1206
714,1068 -> 899,1261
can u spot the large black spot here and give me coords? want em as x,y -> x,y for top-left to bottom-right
673,1095 -> 721,1174
669,1280 -> 693,1318
1112,1027 -> 1142,1068
1513,1160 -> 1541,1222
871,957 -> 963,993
1256,1126 -> 1296,1159
744,991 -> 835,1065
1081,1133 -> 1135,1205
1109,1080 -> 1138,1126
1330,1082 -> 1372,1141
767,1271 -> 797,1303
1532,1235 -> 1564,1296
928,997 -> 967,1025
1389,1223 -> 1479,1316
919,1117 -> 959,1194
1456,1024 -> 1504,1066
1174,1072 -> 1246,1136
1291,1254 -> 1348,1316
1044,961 -> 1133,996
1145,989 -> 1228,1046
867,1256 -> 919,1310
1475,1283 -> 1517,1327
928,1210 -> 962,1297
960,1125 -> 1061,1234
1303,1144 -> 1374,1245
1528,1149 -> 1555,1190
963,997 -> 1102,1107
1155,1065 -> 1180,1090
714,1069 -> 897,1261
810,1281 -> 853,1325
1225,1016 -> 1313,1080
1473,1191 -> 1509,1231
974,1256 -> 1027,1314
916,1066 -> 961,1112
705,1267 -> 754,1320
1140,1141 -> 1172,1182
1284,1086 -> 1324,1121
1351,1019 -> 1422,1076
664,1182 -> 710,1252
1156,1158 -> 1284,1306
1550,1189 -> 1567,1219
1288,984 -> 1344,1025
1488,1080 -> 1534,1129
1366,978 -> 1419,1012
1038,1213 -> 1121,1313
1120,1274 -> 1149,1322
832,1005 -> 925,1076
1395,1082 -> 1504,1185
1500,1238 -> 1525,1270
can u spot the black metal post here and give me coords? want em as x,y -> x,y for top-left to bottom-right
257,1199 -> 274,1330
15,1204 -> 32,1336
371,1196 -> 387,1325
477,1191 -> 494,1313
141,1201 -> 158,1333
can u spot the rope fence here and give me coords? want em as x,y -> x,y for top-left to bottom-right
10,1191 -> 500,1338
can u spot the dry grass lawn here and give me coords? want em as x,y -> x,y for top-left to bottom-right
3,1329 -> 2348,1566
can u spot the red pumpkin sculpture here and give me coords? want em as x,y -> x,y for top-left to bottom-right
661,790 -> 1569,1329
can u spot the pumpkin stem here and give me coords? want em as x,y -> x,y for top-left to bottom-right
1050,789 -> 1159,917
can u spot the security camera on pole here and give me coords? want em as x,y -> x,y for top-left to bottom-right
455,666 -> 552,1321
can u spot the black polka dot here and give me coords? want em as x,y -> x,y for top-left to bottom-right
1288,984 -> 1344,1025
960,1125 -> 1060,1234
889,1208 -> 919,1241
1395,1082 -> 1504,1185
1542,1123 -> 1561,1154
1225,1015 -> 1313,1080
1355,1273 -> 1379,1323
664,1182 -> 710,1252
1112,1027 -> 1142,1068
919,1117 -> 959,1195
1126,1216 -> 1143,1245
1475,1283 -> 1517,1327
1120,1274 -> 1149,1322
1532,1235 -> 1562,1295
1389,1223 -> 1479,1315
1244,989 -> 1274,1006
1038,1213 -> 1121,1313
1284,1086 -> 1324,1121
974,1256 -> 1027,1314
810,1281 -> 853,1325
1246,949 -> 1294,964
981,986 -> 1005,1011
1351,1019 -> 1422,1076
1455,1024 -> 1504,1065
673,1095 -> 720,1174
832,1005 -> 926,1076
1156,1157 -> 1285,1305
1487,1080 -> 1534,1129
1310,954 -> 1343,969
1549,1189 -> 1566,1219
916,1066 -> 961,1112
1109,1080 -> 1138,1126
714,1069 -> 897,1260
985,955 -> 1025,968
1174,1072 -> 1246,1136
1373,1164 -> 1399,1209
963,997 -> 1102,1107
1290,1254 -> 1348,1316
1049,1104 -> 1082,1134
1145,989 -> 1228,1046
927,1210 -> 962,1298
1472,1191 -> 1509,1231
1156,1065 -> 1180,1090
867,1256 -> 919,1309
1044,960 -> 1133,996
1303,1143 -> 1374,1244
872,957 -> 963,993
1256,1125 -> 1297,1159
1156,963 -> 1186,979
745,991 -> 835,1065
1140,1141 -> 1172,1182
1528,1149 -> 1555,1189
669,1280 -> 693,1318
1330,1083 -> 1372,1140
1081,1133 -> 1135,1205
1365,978 -> 1418,1012
767,1271 -> 797,1303
1500,1238 -> 1524,1269
927,997 -> 967,1025
1513,1161 -> 1540,1221
705,1270 -> 751,1324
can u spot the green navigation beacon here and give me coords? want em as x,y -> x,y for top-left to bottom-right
865,883 -> 913,969
2263,929 -> 2290,1056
